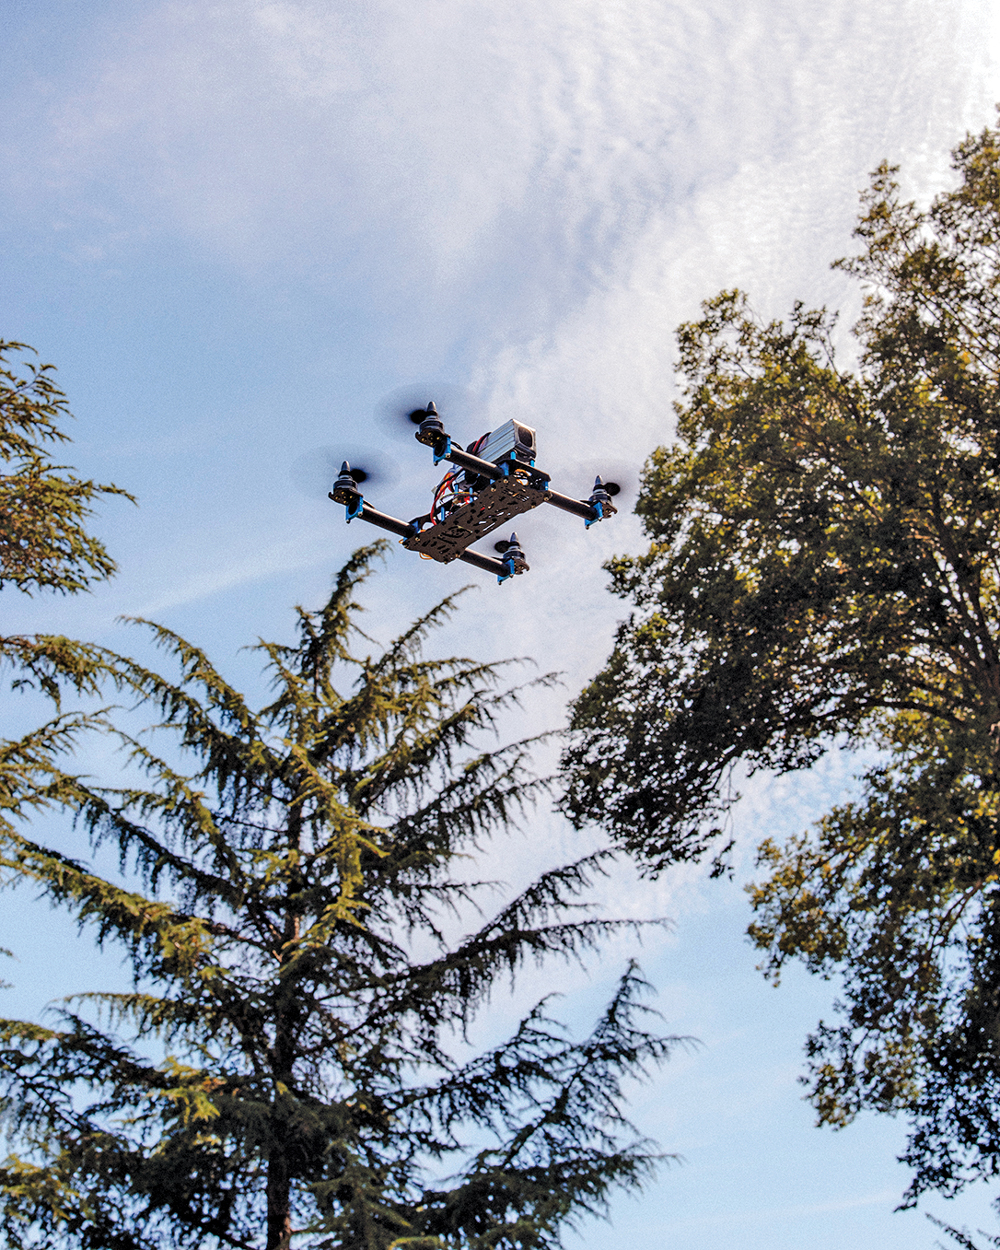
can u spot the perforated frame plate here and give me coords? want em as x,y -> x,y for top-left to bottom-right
403,473 -> 550,563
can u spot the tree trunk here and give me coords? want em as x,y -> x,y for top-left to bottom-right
267,810 -> 304,1250
266,1147 -> 292,1250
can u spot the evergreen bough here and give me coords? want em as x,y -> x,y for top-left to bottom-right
0,337 -> 133,918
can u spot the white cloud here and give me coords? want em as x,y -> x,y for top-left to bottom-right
660,1188 -> 901,1230
10,0 -> 993,831
11,0 -> 997,776
24,0 -> 997,295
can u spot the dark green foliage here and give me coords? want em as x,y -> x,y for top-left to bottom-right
562,115 -> 1000,1205
0,545 -> 680,1249
927,1214 -> 1000,1250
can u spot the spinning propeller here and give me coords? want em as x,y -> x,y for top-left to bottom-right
374,383 -> 486,439
573,459 -> 637,504
289,445 -> 399,501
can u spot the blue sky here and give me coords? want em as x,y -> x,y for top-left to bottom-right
3,1 -> 1000,1246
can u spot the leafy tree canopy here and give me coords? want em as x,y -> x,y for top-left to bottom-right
0,545 -> 681,1250
562,116 -> 1000,1205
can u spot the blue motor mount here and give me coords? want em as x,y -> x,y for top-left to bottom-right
585,475 -> 618,528
494,532 -> 529,584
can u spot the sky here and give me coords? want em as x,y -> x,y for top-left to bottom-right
3,0 -> 1000,1246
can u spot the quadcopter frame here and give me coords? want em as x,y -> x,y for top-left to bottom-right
329,404 -> 616,582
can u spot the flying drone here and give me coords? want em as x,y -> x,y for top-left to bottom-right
328,402 -> 620,584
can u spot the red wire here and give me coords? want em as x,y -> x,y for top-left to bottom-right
430,431 -> 490,522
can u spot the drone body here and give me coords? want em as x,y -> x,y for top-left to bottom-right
329,403 -> 618,583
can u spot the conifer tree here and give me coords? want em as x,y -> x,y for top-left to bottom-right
0,339 -> 132,693
0,544 -> 678,1250
0,340 -> 129,600
0,338 -> 133,876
